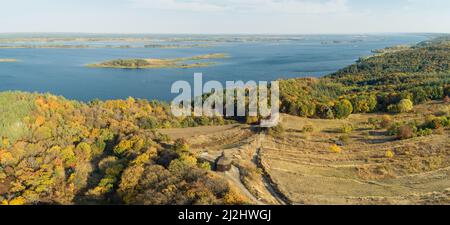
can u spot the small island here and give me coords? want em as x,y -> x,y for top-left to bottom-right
87,53 -> 228,69
143,44 -> 211,49
0,58 -> 17,63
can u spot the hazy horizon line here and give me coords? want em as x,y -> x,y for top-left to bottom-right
0,32 -> 448,36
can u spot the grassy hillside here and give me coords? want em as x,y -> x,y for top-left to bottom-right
261,105 -> 449,205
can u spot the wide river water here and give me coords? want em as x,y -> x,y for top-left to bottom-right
0,34 -> 428,102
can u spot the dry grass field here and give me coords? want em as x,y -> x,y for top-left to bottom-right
261,101 -> 450,205
161,101 -> 449,205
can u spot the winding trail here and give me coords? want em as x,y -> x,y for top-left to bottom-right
254,133 -> 291,205
218,132 -> 290,205
223,166 -> 265,205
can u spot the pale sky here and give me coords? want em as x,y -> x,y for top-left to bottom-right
1,0 -> 449,34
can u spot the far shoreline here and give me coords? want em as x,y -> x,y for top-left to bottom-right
0,34 -> 432,102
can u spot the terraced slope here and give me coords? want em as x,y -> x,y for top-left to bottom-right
260,103 -> 449,204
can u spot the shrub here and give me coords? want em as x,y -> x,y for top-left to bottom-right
397,125 -> 415,140
114,139 -> 133,155
195,116 -> 211,126
434,127 -> 445,135
302,125 -> 314,133
416,128 -> 433,137
445,85 -> 450,98
340,123 -> 354,133
8,197 -> 27,205
429,118 -> 443,129
388,99 -> 413,113
397,99 -> 414,113
424,116 -> 449,129
268,124 -> 285,136
245,116 -> 259,125
199,162 -> 212,170
444,96 -> 450,103
385,150 -> 395,158
330,144 -> 342,153
334,99 -> 353,119
338,135 -> 350,145
137,117 -> 160,129
380,115 -> 393,128
287,102 -> 299,115
352,95 -> 377,113
368,117 -> 380,128
434,105 -> 449,117
1,137 -> 10,148
181,117 -> 198,128
316,103 -> 334,119
173,138 -> 190,153
297,101 -> 316,117
412,87 -> 428,104
426,86 -> 444,100
75,142 -> 92,160
443,117 -> 450,127
387,104 -> 398,113
223,189 -> 248,205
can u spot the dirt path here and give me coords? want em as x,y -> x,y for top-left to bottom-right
258,160 -> 290,205
255,133 -> 290,205
223,166 -> 265,205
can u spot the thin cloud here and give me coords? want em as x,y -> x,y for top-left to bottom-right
129,0 -> 349,14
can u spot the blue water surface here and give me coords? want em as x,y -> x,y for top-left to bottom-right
0,34 -> 428,102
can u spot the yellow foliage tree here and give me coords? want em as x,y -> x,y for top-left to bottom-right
223,188 -> 248,205
9,196 -> 27,205
35,116 -> 46,127
114,139 -> 133,155
1,137 -> 10,147
0,150 -> 15,166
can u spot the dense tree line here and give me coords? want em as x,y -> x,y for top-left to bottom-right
278,39 -> 450,119
0,92 -> 245,205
